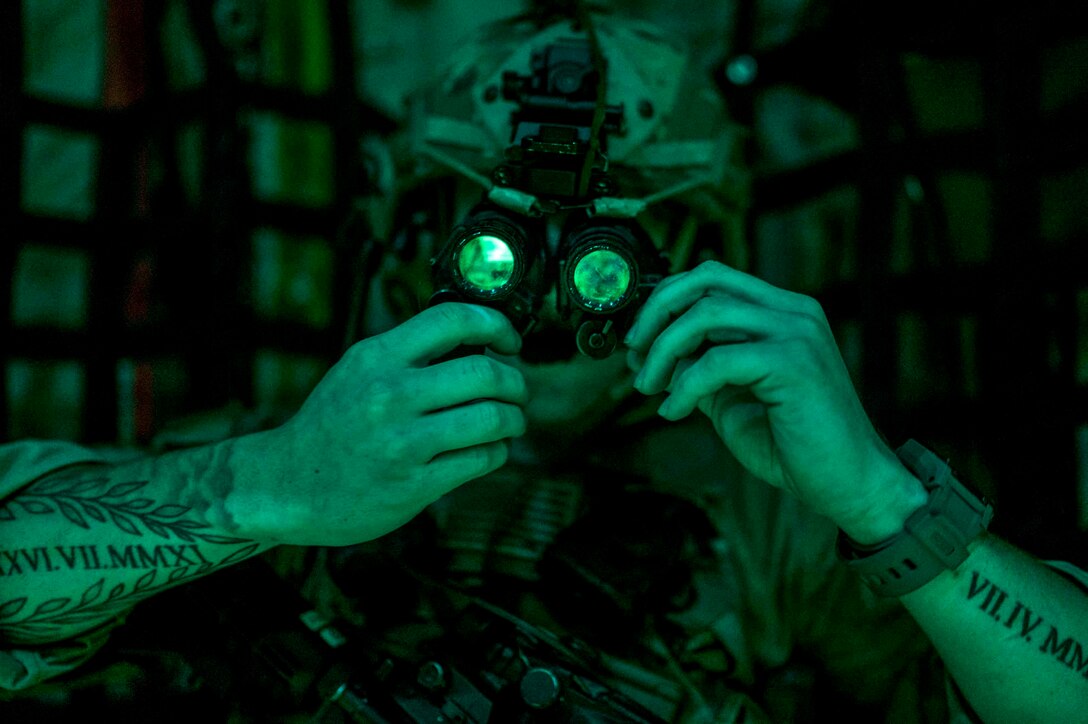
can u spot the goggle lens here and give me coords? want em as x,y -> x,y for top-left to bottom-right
572,249 -> 633,310
458,234 -> 516,293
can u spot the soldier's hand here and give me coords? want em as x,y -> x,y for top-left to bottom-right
235,303 -> 528,546
625,261 -> 925,543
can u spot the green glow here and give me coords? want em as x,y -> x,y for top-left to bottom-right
573,249 -> 632,307
458,234 -> 516,291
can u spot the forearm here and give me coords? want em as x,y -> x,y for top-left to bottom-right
0,435 -> 275,646
900,534 -> 1088,723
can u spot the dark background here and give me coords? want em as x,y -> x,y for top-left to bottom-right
4,0 -> 1087,569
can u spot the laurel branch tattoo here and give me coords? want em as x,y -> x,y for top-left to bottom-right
0,467 -> 259,641
0,468 -> 248,544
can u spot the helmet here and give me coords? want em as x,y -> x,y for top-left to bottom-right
366,9 -> 750,354
401,9 -> 747,235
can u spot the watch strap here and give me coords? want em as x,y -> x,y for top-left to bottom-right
837,440 -> 994,597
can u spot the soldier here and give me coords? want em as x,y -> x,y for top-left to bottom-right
3,8 -> 1086,722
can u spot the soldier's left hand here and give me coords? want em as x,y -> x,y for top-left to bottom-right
624,261 -> 924,543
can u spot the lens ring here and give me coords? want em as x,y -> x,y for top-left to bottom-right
567,243 -> 636,312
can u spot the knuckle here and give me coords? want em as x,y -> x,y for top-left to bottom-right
387,428 -> 419,463
695,259 -> 725,278
475,402 -> 505,436
361,376 -> 400,416
792,307 -> 829,341
702,345 -> 735,375
345,336 -> 376,366
465,355 -> 500,389
369,423 -> 415,471
383,431 -> 412,462
433,298 -> 489,330
429,301 -> 471,330
693,294 -> 725,319
796,294 -> 827,321
479,440 -> 509,474
792,309 -> 822,333
704,344 -> 730,362
481,401 -> 523,438
459,442 -> 498,480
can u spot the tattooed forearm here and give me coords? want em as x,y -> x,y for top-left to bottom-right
0,542 -> 258,642
0,448 -> 266,646
0,467 -> 247,543
967,571 -> 1088,680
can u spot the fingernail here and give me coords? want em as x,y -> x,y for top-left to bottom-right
657,397 -> 674,418
624,319 -> 642,346
634,367 -> 648,391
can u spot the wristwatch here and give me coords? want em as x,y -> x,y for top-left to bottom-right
837,439 -> 994,597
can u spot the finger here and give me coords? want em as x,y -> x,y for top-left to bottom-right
371,303 -> 522,366
422,440 -> 511,496
643,267 -> 690,296
657,342 -> 784,420
627,269 -> 688,340
408,355 -> 529,412
634,296 -> 790,395
415,400 -> 527,461
626,261 -> 816,352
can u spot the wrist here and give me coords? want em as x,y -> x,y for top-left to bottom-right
837,439 -> 995,597
837,456 -> 928,546
223,428 -> 296,543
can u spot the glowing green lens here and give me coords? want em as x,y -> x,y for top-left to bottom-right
458,234 -> 516,292
572,249 -> 632,308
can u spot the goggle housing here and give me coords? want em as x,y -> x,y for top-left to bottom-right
430,203 -> 665,360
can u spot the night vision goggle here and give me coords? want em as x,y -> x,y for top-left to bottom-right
428,33 -> 668,360
429,203 -> 666,360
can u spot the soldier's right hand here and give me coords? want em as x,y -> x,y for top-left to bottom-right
231,303 -> 528,546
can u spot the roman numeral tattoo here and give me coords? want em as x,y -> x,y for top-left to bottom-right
967,571 -> 1088,681
0,544 -> 258,641
0,544 -> 214,576
0,465 -> 260,643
